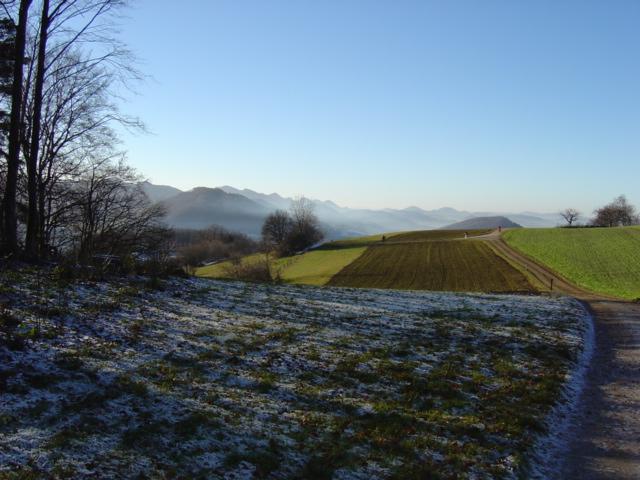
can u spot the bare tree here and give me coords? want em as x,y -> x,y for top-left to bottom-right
29,46 -> 140,257
0,15 -> 14,231
259,199 -> 324,256
261,209 -> 291,252
0,0 -> 140,259
0,15 -> 13,152
65,157 -> 166,262
20,0 -> 138,258
285,197 -> 323,254
23,0 -> 49,257
560,208 -> 580,227
290,197 -> 316,228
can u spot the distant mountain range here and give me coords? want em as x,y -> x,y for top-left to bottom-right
443,216 -> 522,230
140,182 -> 561,239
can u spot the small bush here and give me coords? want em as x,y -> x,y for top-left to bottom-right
52,260 -> 82,283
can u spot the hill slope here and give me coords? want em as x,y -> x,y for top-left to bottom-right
443,216 -> 521,230
504,227 -> 640,299
139,181 -> 183,203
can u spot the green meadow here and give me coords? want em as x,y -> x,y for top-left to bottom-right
504,227 -> 640,299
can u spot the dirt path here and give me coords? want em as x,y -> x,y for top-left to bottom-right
477,230 -> 640,479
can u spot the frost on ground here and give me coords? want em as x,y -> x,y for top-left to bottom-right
0,268 -> 589,479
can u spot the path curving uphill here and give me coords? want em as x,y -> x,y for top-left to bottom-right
478,229 -> 640,479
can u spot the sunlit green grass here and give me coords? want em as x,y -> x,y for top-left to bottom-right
504,227 -> 640,299
276,247 -> 368,285
196,247 -> 369,286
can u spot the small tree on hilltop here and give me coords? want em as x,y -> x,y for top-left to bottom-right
560,208 -> 580,227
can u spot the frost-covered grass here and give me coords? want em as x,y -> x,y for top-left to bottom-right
0,268 -> 589,479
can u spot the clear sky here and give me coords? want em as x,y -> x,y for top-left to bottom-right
117,0 -> 640,213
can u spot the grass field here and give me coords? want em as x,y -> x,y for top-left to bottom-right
276,247 -> 367,285
329,239 -> 535,292
504,227 -> 640,299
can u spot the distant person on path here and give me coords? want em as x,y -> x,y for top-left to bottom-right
464,232 -> 468,239
498,225 -> 502,233
382,235 -> 386,242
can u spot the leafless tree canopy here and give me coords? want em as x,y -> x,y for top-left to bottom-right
176,226 -> 258,271
0,0 -> 159,263
592,195 -> 638,227
560,208 -> 580,227
65,158 -> 167,262
261,209 -> 292,250
261,198 -> 324,256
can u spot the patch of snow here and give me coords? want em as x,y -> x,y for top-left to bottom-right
526,300 -> 595,479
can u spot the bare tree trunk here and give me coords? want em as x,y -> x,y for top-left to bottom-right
37,179 -> 46,256
25,0 -> 50,259
1,0 -> 31,256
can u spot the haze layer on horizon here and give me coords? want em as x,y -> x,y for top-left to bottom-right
118,0 -> 640,214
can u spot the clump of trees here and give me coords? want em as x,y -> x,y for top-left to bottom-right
560,195 -> 639,228
262,197 -> 323,256
176,225 -> 258,273
591,195 -> 638,227
0,0 -> 165,265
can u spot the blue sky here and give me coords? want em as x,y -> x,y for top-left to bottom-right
117,0 -> 640,213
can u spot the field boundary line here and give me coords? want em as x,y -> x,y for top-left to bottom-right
484,240 -> 546,292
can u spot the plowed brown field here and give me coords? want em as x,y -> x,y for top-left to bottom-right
329,239 -> 535,292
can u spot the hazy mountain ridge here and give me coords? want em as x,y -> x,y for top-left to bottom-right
140,182 -> 183,203
443,216 -> 522,230
154,187 -> 271,235
140,182 -> 561,238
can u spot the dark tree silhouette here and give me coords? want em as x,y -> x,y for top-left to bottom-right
260,199 -> 324,256
560,208 -> 580,227
0,0 -> 144,260
261,209 -> 292,251
1,0 -> 31,256
592,195 -> 638,227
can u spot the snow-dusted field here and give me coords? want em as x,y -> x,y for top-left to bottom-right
0,270 -> 589,479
